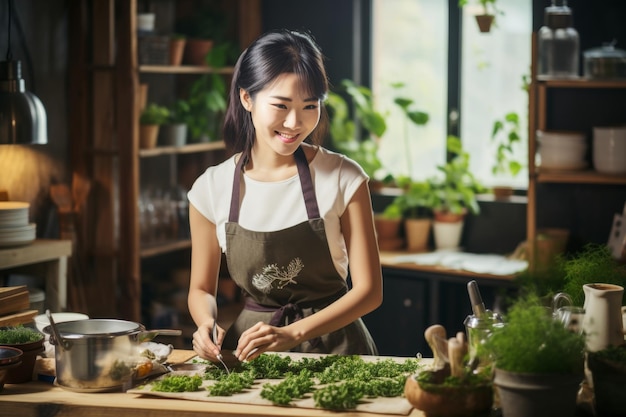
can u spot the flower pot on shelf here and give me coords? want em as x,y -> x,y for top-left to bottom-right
374,215 -> 405,251
158,123 -> 187,147
169,38 -> 187,66
183,39 -> 214,66
404,218 -> 431,252
140,124 -> 159,149
433,210 -> 465,250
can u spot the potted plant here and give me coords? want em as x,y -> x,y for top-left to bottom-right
458,0 -> 503,33
169,34 -> 186,66
383,176 -> 437,252
0,326 -> 45,384
139,103 -> 169,149
427,135 -> 486,250
482,294 -> 586,417
159,99 -> 189,147
175,4 -> 226,66
185,44 -> 233,143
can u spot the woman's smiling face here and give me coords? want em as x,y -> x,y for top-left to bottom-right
240,72 -> 321,157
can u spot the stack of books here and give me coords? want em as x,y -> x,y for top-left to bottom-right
0,285 -> 38,327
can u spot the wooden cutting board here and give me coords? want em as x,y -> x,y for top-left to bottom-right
127,352 -> 418,416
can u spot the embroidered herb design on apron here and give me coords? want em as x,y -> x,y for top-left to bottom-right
252,258 -> 304,293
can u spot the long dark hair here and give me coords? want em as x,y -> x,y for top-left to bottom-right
223,29 -> 329,164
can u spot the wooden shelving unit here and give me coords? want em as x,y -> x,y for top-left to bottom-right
68,0 -> 260,322
527,36 -> 626,269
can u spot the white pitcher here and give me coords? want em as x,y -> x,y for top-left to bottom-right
582,283 -> 625,352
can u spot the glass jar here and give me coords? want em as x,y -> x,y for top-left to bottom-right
537,0 -> 580,79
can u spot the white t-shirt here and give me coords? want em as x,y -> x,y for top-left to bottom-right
187,146 -> 368,279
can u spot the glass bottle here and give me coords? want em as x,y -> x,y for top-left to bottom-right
537,0 -> 580,78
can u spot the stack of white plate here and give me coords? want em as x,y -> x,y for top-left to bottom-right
0,202 -> 36,248
537,130 -> 588,171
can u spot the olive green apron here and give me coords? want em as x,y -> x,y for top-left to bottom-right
223,146 -> 378,355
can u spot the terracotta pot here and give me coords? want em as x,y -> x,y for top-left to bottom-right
183,39 -> 214,66
475,15 -> 494,33
3,337 -> 44,384
139,124 -> 159,149
169,38 -> 186,66
404,218 -> 431,252
374,215 -> 405,251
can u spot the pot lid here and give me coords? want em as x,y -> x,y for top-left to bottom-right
584,42 -> 626,59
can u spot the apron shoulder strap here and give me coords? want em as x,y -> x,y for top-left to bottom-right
228,147 -> 321,222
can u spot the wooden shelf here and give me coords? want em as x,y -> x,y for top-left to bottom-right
139,141 -> 226,158
535,169 -> 626,185
535,77 -> 626,89
139,65 -> 235,75
140,239 -> 191,258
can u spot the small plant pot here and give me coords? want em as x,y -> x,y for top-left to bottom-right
159,123 -> 187,147
475,15 -> 494,33
183,39 -> 214,66
140,124 -> 160,149
374,215 -> 405,251
494,368 -> 583,417
2,338 -> 44,384
169,38 -> 186,66
404,218 -> 431,252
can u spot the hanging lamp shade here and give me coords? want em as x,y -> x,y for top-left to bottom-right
0,60 -> 47,145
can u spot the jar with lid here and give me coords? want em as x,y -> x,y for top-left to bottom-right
537,0 -> 580,79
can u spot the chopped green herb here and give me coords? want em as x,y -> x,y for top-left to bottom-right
260,369 -> 315,405
152,374 -> 203,392
206,370 -> 255,396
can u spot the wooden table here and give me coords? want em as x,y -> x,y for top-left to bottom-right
0,350 -> 429,417
0,239 -> 72,312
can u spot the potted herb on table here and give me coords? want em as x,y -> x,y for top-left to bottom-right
159,99 -> 189,147
0,326 -> 44,383
482,294 -> 586,417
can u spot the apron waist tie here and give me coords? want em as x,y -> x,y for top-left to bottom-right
243,290 -> 346,349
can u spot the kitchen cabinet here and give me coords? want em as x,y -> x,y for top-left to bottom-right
526,37 -> 626,268
67,0 -> 260,324
362,253 -> 517,358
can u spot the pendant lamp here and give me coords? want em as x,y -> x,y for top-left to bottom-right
0,0 -> 47,145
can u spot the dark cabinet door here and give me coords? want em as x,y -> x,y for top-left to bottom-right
362,273 -> 429,358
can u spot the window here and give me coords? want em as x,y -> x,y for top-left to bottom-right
372,0 -> 531,189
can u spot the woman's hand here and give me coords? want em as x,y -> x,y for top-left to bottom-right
192,321 -> 223,361
233,321 -> 300,362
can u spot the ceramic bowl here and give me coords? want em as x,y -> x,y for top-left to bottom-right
34,312 -> 90,333
537,130 -> 586,147
0,347 -> 23,391
404,370 -> 493,417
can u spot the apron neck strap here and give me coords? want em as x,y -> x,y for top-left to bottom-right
229,146 -> 320,222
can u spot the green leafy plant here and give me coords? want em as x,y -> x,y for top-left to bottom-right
561,243 -> 626,306
0,326 -> 44,344
140,103 -> 170,125
185,43 -> 235,142
428,135 -> 487,216
382,177 -> 436,220
491,111 -> 523,178
326,79 -> 387,180
482,293 -> 586,374
168,99 -> 190,125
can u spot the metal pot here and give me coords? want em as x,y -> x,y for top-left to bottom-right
583,43 -> 626,79
43,318 -> 181,392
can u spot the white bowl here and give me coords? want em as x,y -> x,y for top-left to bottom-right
537,130 -> 586,147
34,312 -> 90,333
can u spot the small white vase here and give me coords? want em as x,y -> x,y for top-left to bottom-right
433,220 -> 463,250
582,283 -> 624,352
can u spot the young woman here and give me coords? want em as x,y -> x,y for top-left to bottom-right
187,29 -> 382,363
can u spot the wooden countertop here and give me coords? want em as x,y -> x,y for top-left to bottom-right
379,251 -> 518,281
0,351 -> 429,417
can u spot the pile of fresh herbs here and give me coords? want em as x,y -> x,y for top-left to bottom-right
0,326 -> 44,344
160,353 -> 422,411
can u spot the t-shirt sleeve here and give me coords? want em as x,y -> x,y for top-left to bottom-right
336,154 -> 369,214
187,168 -> 216,223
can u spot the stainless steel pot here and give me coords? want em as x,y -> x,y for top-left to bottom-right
43,318 -> 181,392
